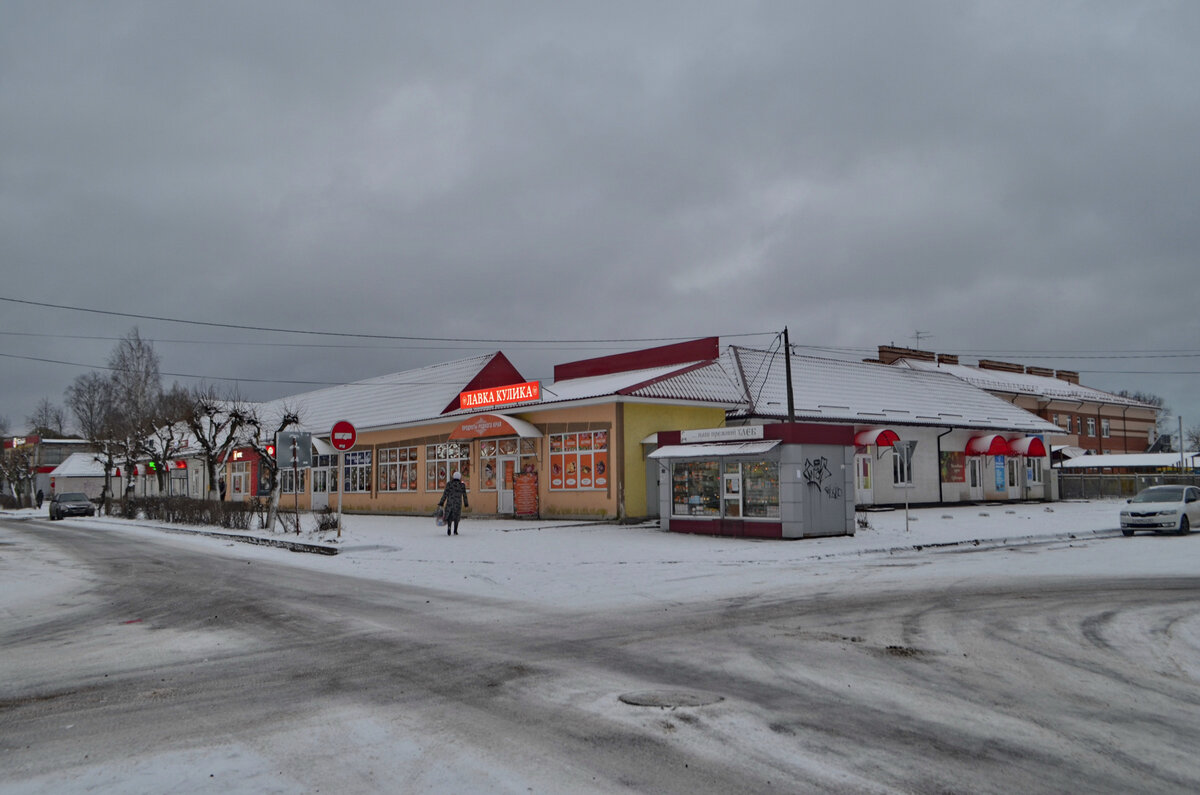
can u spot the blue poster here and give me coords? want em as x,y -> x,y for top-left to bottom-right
994,455 -> 1007,490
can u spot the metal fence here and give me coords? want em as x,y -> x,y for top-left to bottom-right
1057,472 -> 1200,500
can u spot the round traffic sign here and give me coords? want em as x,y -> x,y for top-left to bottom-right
330,420 -> 357,451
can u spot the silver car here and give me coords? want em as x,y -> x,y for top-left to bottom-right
1120,485 -> 1200,536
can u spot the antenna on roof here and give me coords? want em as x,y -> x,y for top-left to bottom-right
911,330 -> 932,349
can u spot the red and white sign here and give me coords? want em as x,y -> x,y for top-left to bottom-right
460,380 -> 541,410
331,420 -> 357,451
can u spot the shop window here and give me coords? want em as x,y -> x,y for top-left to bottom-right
892,446 -> 913,486
479,438 -> 521,491
672,460 -> 720,516
426,442 -> 469,492
343,450 -> 373,493
741,461 -> 780,518
378,446 -> 418,492
672,460 -> 779,519
520,437 -> 538,476
280,468 -> 307,494
1026,457 -> 1043,484
312,454 -> 338,494
1101,419 -> 1111,438
1007,458 -> 1018,488
549,430 -> 609,491
230,461 -> 250,497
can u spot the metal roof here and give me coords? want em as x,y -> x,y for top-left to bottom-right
258,353 -> 502,435
895,358 -> 1155,408
726,346 -> 1061,433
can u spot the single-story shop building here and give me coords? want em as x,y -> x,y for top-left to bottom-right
194,337 -> 1059,539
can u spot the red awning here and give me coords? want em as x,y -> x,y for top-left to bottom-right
1007,436 -> 1047,457
854,428 -> 900,448
447,413 -> 543,440
966,434 -> 1011,456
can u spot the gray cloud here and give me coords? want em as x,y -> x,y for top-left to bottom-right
2,1 -> 1198,434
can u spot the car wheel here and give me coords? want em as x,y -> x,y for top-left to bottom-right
1179,516 -> 1191,536
1121,528 -> 1134,537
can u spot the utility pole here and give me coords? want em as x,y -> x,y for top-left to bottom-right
783,327 -> 795,423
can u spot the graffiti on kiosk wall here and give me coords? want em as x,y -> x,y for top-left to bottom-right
803,456 -> 843,500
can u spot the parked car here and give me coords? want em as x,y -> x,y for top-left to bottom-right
48,492 -> 96,521
1119,485 -> 1200,536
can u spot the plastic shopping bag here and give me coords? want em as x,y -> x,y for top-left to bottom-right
436,506 -> 445,526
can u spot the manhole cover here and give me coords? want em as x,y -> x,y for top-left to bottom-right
618,690 -> 723,707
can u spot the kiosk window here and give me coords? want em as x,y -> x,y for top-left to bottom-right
671,461 -> 720,516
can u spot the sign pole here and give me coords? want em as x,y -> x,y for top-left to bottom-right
291,436 -> 300,535
329,420 -> 357,539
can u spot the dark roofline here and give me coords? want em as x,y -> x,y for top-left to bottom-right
554,337 -> 720,382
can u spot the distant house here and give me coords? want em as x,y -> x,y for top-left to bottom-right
873,345 -> 1160,455
1059,451 -> 1200,475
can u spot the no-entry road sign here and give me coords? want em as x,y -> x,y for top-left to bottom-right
331,420 -> 357,451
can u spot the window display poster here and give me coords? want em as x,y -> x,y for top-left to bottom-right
994,455 -> 1007,490
940,452 -> 966,483
548,431 -> 609,490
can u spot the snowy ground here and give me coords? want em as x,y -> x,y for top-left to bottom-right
3,499 -> 1199,794
0,499 -> 1170,615
0,498 -> 1153,611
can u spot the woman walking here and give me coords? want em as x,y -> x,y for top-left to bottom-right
438,471 -> 469,536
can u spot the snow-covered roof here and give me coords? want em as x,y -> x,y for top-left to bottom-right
532,360 -> 745,408
257,353 -> 504,434
50,452 -> 106,477
726,346 -> 1061,433
895,358 -> 1156,408
1059,452 -> 1200,470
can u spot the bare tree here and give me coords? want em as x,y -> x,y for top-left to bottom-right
1187,424 -> 1200,452
240,404 -> 302,531
108,328 -> 163,498
0,415 -> 9,437
145,382 -> 196,493
185,384 -> 246,501
65,371 -> 120,512
25,398 -> 67,437
0,446 -> 35,506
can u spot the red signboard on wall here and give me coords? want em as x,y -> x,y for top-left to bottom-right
460,381 -> 541,410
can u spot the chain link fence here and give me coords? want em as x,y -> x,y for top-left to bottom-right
1057,472 -> 1200,500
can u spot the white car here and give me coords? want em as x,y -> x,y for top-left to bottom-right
1120,485 -> 1200,536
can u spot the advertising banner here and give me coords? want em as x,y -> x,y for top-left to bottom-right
940,452 -> 966,483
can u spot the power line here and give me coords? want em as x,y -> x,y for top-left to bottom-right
0,295 -> 772,345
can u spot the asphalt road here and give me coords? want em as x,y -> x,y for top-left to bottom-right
3,517 -> 1200,793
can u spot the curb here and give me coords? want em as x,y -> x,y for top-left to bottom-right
154,526 -> 339,555
822,528 -> 1122,560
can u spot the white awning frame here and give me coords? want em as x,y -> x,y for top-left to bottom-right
647,440 -> 781,459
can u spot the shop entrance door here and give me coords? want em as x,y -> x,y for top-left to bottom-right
311,468 -> 329,511
1006,457 -> 1021,500
968,457 -> 984,501
497,457 -> 518,514
854,454 -> 873,504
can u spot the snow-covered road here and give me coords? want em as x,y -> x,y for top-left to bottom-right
2,502 -> 1199,793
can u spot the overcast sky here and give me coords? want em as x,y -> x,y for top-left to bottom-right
3,1 -> 1198,438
